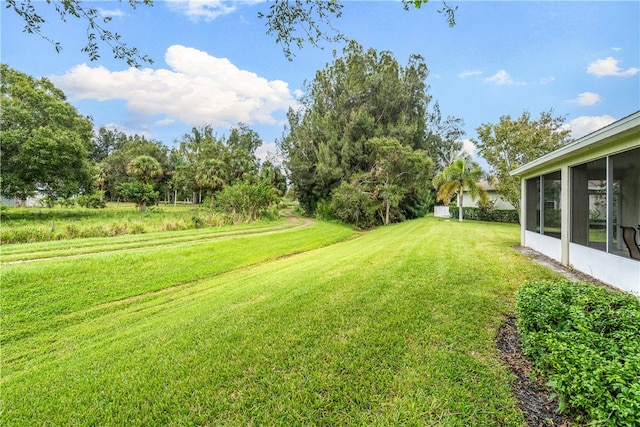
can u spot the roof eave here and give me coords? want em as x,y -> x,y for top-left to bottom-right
510,110 -> 640,177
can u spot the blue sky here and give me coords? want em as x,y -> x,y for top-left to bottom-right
2,1 -> 639,164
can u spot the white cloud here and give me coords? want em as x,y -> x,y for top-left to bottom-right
255,141 -> 277,163
98,8 -> 125,18
587,57 -> 639,77
539,76 -> 555,85
569,92 -> 602,106
51,45 -> 298,129
165,0 -> 262,21
565,115 -> 616,138
100,122 -> 151,138
612,47 -> 622,52
458,70 -> 482,79
485,70 -> 513,85
460,139 -> 476,158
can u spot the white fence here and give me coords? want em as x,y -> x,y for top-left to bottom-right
434,205 -> 450,218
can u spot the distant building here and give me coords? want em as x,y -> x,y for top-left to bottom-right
1,194 -> 45,207
462,180 -> 515,210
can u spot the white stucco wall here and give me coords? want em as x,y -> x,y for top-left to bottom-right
524,231 -> 562,263
570,243 -> 640,295
463,190 -> 515,210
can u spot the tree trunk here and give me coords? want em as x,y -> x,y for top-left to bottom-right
174,189 -> 177,208
140,201 -> 147,212
458,192 -> 463,222
385,199 -> 390,225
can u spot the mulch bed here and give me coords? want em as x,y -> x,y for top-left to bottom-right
496,315 -> 576,426
497,245 -> 603,425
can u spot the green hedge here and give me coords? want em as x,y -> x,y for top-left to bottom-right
449,206 -> 519,223
516,280 -> 640,425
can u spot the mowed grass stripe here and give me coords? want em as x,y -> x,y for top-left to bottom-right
1,221 -> 356,356
0,217 -> 300,262
3,217 -> 561,425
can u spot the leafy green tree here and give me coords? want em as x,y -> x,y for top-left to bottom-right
225,123 -> 260,184
118,182 -> 158,212
330,176 -> 379,229
473,110 -> 571,212
366,137 -> 433,224
280,42 -> 435,219
195,158 -> 227,208
8,0 -> 455,65
330,138 -> 433,227
7,0 -> 153,67
261,0 -> 456,59
215,180 -> 280,223
433,157 -> 488,222
92,127 -> 123,163
0,64 -> 94,203
174,126 -> 225,204
121,155 -> 162,211
99,132 -> 170,201
425,101 -> 467,172
260,161 -> 287,196
126,155 -> 163,185
167,149 -> 187,204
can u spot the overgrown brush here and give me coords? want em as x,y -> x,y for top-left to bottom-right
516,280 -> 640,426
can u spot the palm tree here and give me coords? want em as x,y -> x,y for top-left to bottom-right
433,157 -> 488,222
125,155 -> 163,212
126,155 -> 163,185
195,158 -> 226,208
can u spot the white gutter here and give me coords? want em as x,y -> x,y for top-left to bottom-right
510,110 -> 640,177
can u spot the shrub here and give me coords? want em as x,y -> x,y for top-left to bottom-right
58,197 -> 76,208
77,192 -> 106,209
202,213 -> 230,227
215,180 -> 280,223
109,223 -> 128,236
118,182 -> 159,212
449,206 -> 519,223
128,222 -> 145,234
160,219 -> 187,231
330,180 -> 377,229
40,197 -> 56,208
191,215 -> 204,229
516,280 -> 640,425
64,224 -> 81,238
1,227 -> 49,244
315,199 -> 336,221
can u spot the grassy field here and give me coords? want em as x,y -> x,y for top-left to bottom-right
0,203 -> 263,244
1,215 -> 562,425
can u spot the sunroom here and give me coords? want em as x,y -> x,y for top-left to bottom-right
511,111 -> 640,294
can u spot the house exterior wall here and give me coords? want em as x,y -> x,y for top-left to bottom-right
570,243 -> 640,294
524,230 -> 562,262
512,111 -> 640,295
463,190 -> 515,209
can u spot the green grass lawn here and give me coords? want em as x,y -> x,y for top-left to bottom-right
2,216 -> 562,425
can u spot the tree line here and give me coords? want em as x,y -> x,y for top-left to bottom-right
1,63 -> 286,218
2,43 -> 570,226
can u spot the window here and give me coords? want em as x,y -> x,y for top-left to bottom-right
612,147 -> 640,259
542,171 -> 561,238
525,177 -> 539,232
525,171 -> 561,239
571,147 -> 640,260
571,158 -> 606,250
